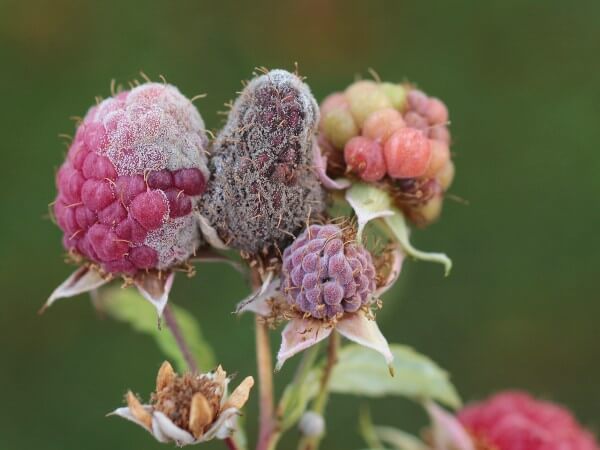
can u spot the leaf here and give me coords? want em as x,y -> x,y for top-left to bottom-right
345,183 -> 395,242
382,212 -> 452,276
328,344 -> 461,409
278,345 -> 321,431
99,286 -> 216,372
374,426 -> 429,450
359,405 -> 384,450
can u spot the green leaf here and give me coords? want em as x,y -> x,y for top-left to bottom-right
359,405 -> 384,450
374,426 -> 429,450
382,211 -> 452,276
328,344 -> 461,409
278,345 -> 321,431
99,286 -> 216,372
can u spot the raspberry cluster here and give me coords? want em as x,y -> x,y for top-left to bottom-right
281,224 -> 377,320
53,83 -> 209,276
200,70 -> 325,254
319,79 -> 455,226
458,391 -> 599,450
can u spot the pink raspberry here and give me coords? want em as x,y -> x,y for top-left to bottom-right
458,391 -> 599,450
344,136 -> 387,182
405,88 -> 451,144
384,127 -> 432,179
53,82 -> 209,276
281,224 -> 377,320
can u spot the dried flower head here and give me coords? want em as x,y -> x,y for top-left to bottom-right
111,361 -> 254,446
46,82 -> 209,314
199,69 -> 325,254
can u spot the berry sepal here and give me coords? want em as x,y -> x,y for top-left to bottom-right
42,266 -> 110,313
42,266 -> 176,317
346,183 -> 452,275
275,311 -> 393,372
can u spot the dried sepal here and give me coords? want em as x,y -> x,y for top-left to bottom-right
189,392 -> 214,439
156,361 -> 176,392
126,391 -> 153,430
41,266 -> 110,313
223,376 -> 255,411
134,271 -> 175,317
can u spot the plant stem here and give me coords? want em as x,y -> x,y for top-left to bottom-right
298,331 -> 340,450
255,313 -> 275,450
163,304 -> 198,373
249,265 -> 279,450
163,304 -> 239,450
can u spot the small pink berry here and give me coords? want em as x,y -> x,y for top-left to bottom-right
344,136 -> 387,182
424,139 -> 450,178
81,179 -> 115,212
319,92 -> 349,118
147,169 -> 174,190
129,246 -> 158,269
425,97 -> 449,124
98,201 -> 128,226
164,188 -> 193,218
130,190 -> 168,230
384,128 -> 432,179
82,153 -> 117,180
114,175 -> 146,205
115,217 -> 147,244
173,168 -> 205,196
362,107 -> 405,143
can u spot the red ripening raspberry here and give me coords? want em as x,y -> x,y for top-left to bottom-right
344,136 -> 387,182
383,127 -> 431,179
53,82 -> 209,276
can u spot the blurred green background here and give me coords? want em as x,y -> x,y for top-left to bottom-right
1,0 -> 599,448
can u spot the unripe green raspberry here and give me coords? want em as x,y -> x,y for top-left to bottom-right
345,80 -> 392,127
380,82 -> 407,110
321,108 -> 359,149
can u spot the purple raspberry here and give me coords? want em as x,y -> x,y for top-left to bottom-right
281,224 -> 377,320
53,82 -> 209,276
405,88 -> 451,144
199,69 -> 325,254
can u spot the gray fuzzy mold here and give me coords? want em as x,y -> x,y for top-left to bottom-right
199,69 -> 325,253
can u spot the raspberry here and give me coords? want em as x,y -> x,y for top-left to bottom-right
384,127 -> 432,179
344,136 -> 387,182
458,391 -> 599,450
346,80 -> 392,127
53,82 -> 209,275
318,77 -> 457,228
281,224 -> 377,320
362,107 -> 405,143
199,69 -> 325,253
405,88 -> 451,144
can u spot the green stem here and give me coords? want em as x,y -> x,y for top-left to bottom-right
298,331 -> 340,450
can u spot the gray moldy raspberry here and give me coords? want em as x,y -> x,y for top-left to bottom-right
199,69 -> 325,254
281,224 -> 377,320
53,82 -> 209,276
